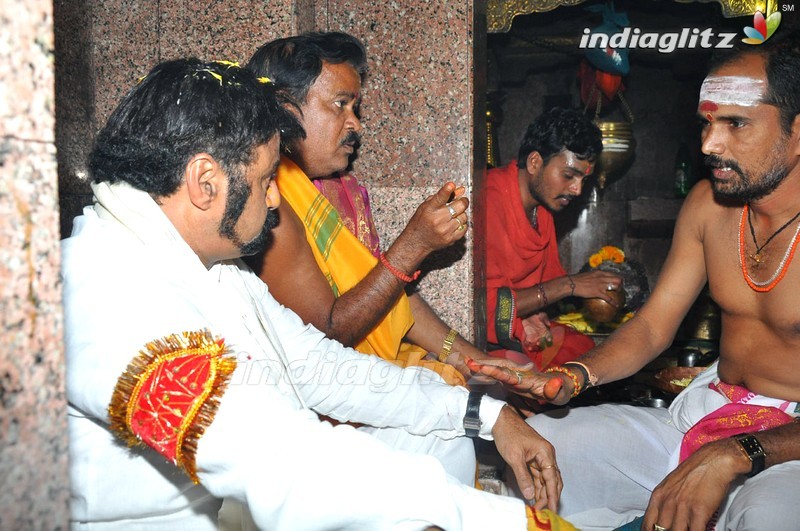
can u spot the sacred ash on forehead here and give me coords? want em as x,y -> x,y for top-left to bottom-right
699,75 -> 765,107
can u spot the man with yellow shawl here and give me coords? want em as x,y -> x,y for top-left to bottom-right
238,31 -> 581,531
246,32 -> 502,388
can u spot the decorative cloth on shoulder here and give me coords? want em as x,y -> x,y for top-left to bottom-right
108,329 -> 236,483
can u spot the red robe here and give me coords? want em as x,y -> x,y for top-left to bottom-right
485,162 -> 594,369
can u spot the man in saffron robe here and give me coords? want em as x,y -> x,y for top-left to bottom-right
486,108 -> 622,370
472,32 -> 800,531
245,32 -> 508,387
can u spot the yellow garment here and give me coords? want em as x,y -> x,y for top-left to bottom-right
276,158 -> 466,386
526,506 -> 578,531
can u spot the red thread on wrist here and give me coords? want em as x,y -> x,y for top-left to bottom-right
380,252 -> 421,283
545,366 -> 582,398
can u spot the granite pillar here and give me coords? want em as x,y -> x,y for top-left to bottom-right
1,0 -> 69,527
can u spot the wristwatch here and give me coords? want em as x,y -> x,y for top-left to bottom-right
463,391 -> 484,438
733,433 -> 766,477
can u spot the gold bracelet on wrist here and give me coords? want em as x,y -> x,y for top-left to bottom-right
438,329 -> 459,363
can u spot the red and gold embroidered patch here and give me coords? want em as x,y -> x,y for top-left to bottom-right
108,329 -> 236,483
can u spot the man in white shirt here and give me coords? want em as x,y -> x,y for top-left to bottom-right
63,58 -> 571,530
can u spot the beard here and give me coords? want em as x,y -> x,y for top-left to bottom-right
236,209 -> 279,256
218,171 -> 279,257
530,179 -> 576,212
705,142 -> 790,202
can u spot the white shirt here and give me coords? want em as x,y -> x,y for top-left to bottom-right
63,182 -> 526,530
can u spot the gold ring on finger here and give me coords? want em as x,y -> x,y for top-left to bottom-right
653,525 -> 668,531
446,204 -> 457,218
512,370 -> 524,385
540,464 -> 557,470
456,221 -> 466,231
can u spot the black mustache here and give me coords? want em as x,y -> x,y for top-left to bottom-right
342,131 -> 361,148
704,155 -> 743,176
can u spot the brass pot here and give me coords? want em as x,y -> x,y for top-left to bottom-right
594,121 -> 636,189
583,288 -> 626,323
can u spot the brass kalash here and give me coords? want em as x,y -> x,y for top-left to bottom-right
587,80 -> 636,189
594,120 -> 636,189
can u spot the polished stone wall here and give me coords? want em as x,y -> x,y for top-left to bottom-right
1,0 -> 69,527
56,0 -> 484,342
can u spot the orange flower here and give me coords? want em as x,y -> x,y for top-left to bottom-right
589,245 -> 625,267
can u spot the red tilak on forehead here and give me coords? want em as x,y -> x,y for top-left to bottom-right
699,101 -> 718,112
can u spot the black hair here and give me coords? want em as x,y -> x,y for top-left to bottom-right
88,58 -> 303,197
709,29 -> 800,134
517,107 -> 603,168
246,31 -> 368,104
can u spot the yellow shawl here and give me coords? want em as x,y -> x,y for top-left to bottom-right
276,158 -> 465,386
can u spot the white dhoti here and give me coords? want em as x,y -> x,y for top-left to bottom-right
527,362 -> 800,530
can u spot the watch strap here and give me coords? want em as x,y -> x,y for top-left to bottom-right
463,391 -> 483,438
733,433 -> 766,477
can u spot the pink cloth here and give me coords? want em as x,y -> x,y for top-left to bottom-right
313,174 -> 381,257
679,381 -> 795,462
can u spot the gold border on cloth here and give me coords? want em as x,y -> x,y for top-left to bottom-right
108,329 -> 236,483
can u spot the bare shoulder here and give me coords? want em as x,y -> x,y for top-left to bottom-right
682,179 -> 720,218
677,179 -> 739,236
258,199 -> 337,326
268,202 -> 308,254
258,202 -> 317,283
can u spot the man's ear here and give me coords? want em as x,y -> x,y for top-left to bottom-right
185,153 -> 221,210
790,114 -> 800,157
526,151 -> 543,175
